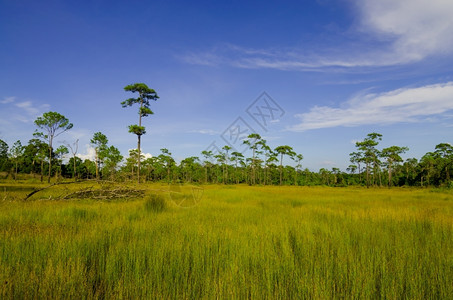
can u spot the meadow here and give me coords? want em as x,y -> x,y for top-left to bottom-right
0,181 -> 452,299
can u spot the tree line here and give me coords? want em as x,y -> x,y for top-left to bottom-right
0,83 -> 451,187
1,130 -> 451,187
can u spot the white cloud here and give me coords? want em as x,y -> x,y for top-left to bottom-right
182,0 -> 453,70
15,101 -> 50,122
1,97 -> 15,104
181,52 -> 223,67
289,82 -> 453,131
0,97 -> 50,124
189,129 -> 219,135
143,152 -> 153,159
77,145 -> 96,161
355,0 -> 453,64
126,149 -> 153,159
15,101 -> 40,115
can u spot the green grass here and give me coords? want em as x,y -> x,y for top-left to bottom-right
0,183 -> 452,298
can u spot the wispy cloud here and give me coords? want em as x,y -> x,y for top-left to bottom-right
189,129 -> 220,135
15,101 -> 40,115
181,0 -> 453,70
1,97 -> 15,104
13,101 -> 50,123
288,82 -> 453,131
0,97 -> 50,124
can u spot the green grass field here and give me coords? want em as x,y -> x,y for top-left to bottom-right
1,182 -> 452,299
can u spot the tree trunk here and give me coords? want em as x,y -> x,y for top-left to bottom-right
73,155 -> 77,181
358,163 -> 361,184
48,145 -> 52,183
137,94 -> 144,185
137,135 -> 141,184
406,165 -> 409,185
377,168 -> 382,187
252,149 -> 256,185
95,149 -> 99,180
366,163 -> 370,188
225,163 -> 228,184
446,165 -> 450,182
388,163 -> 392,188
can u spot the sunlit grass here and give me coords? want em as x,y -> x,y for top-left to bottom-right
0,183 -> 452,298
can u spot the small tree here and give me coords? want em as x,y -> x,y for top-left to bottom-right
243,133 -> 262,185
23,139 -> 45,177
355,133 -> 382,187
102,145 -> 123,180
274,145 -> 295,185
434,143 -> 452,183
201,150 -> 213,183
293,153 -> 304,185
54,145 -> 69,181
126,149 -> 143,179
180,156 -> 199,183
158,148 -> 174,183
34,111 -> 73,183
332,167 -> 341,185
68,156 -> 82,181
349,151 -> 363,184
403,158 -> 418,185
221,145 -> 232,184
381,145 -> 408,187
66,139 -> 79,181
90,132 -> 108,180
347,165 -> 358,185
121,83 -> 159,184
0,139 -> 8,172
9,140 -> 24,180
420,152 -> 436,186
231,151 -> 244,184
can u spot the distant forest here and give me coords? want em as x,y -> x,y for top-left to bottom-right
1,121 -> 451,187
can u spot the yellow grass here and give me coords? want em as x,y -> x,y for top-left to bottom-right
1,182 -> 452,298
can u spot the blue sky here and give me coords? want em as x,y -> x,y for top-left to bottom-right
1,0 -> 453,171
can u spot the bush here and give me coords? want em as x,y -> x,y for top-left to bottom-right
144,194 -> 167,213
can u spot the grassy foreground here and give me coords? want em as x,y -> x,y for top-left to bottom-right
1,183 -> 452,299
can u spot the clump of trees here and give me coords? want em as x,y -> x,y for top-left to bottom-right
347,133 -> 452,187
1,129 -> 451,188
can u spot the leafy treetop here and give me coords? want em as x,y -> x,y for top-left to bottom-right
34,111 -> 73,145
121,83 -> 159,118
